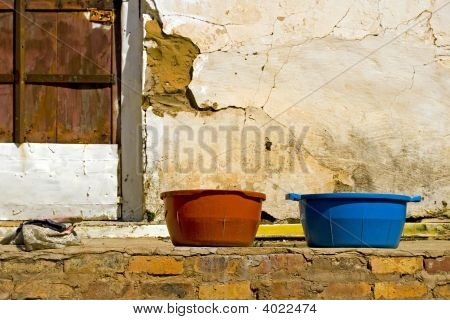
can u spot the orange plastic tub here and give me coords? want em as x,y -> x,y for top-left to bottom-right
161,189 -> 266,246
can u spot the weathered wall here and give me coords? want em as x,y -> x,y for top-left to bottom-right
1,239 -> 449,300
143,0 -> 450,222
0,144 -> 118,220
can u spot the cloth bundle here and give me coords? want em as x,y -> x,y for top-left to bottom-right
1,219 -> 81,251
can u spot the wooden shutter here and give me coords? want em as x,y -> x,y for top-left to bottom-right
0,1 -> 14,142
0,0 -> 119,144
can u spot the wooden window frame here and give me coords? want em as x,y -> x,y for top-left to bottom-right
1,0 -> 144,221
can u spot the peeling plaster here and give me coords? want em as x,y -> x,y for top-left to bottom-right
143,0 -> 450,221
142,14 -> 200,116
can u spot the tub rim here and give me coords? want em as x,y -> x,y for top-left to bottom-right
286,192 -> 421,202
160,189 -> 266,201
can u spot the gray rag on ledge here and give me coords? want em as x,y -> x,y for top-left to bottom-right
1,223 -> 81,251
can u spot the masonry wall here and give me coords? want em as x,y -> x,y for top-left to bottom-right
142,0 -> 450,223
1,240 -> 449,299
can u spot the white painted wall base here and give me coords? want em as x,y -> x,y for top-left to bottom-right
0,144 -> 119,220
0,223 -> 445,240
0,223 -> 169,239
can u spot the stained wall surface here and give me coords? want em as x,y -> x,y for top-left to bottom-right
143,0 -> 450,222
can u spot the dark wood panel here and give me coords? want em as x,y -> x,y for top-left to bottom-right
24,12 -> 57,74
0,1 -> 13,10
25,74 -> 115,84
0,74 -> 14,83
0,13 -> 13,74
23,85 -> 57,142
57,12 -> 112,75
57,85 -> 111,143
0,2 -> 12,143
1,2 -> 117,144
14,0 -> 25,143
0,85 -> 13,142
111,12 -> 119,145
26,0 -> 114,10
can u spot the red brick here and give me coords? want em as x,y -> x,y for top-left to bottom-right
424,257 -> 450,274
322,282 -> 372,299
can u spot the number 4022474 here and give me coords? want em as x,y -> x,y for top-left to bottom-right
262,304 -> 317,313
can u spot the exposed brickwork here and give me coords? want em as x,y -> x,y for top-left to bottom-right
128,256 -> 183,275
424,257 -> 450,274
1,260 -> 62,273
370,257 -> 423,274
130,281 -> 196,299
0,279 -> 13,299
255,280 -> 313,300
433,284 -> 450,299
0,239 -> 448,300
13,279 -> 74,300
321,282 -> 372,300
374,282 -> 428,299
249,254 -> 306,280
192,256 -> 244,281
64,253 -> 126,274
199,281 -> 252,300
311,256 -> 367,271
79,276 -> 131,300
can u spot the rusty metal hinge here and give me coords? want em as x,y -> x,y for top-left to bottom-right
89,8 -> 114,24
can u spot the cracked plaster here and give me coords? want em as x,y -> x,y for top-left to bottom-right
143,0 -> 450,221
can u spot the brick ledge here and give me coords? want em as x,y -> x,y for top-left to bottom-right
0,239 -> 449,299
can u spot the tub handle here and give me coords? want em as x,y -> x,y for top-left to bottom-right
286,193 -> 302,201
409,195 -> 422,202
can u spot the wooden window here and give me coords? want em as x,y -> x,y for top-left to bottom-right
0,0 -> 119,144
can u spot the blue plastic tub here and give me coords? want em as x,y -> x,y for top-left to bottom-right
286,193 -> 421,248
